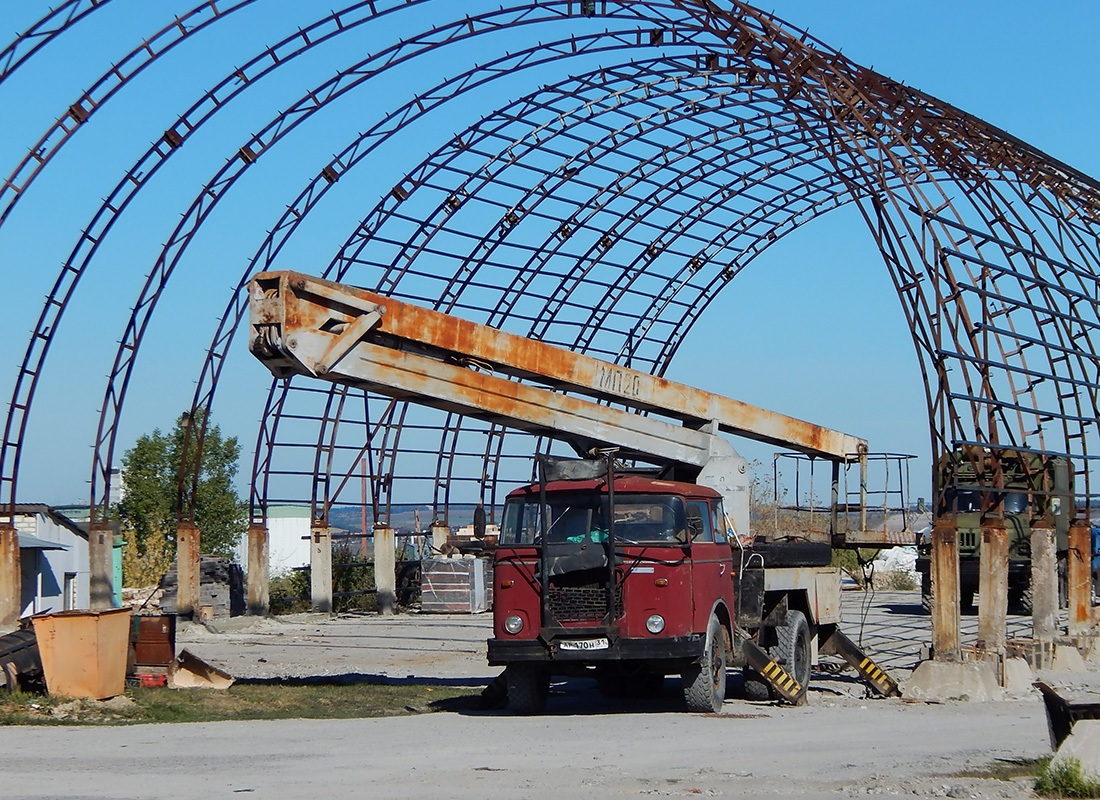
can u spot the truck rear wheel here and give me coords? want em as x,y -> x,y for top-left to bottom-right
506,664 -> 549,715
682,614 -> 726,713
775,609 -> 811,696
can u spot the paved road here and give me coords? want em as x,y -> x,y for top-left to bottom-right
1,589 -> 1088,799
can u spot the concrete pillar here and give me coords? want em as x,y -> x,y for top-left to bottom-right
176,521 -> 200,617
977,520 -> 1007,656
931,518 -> 961,661
374,526 -> 396,615
1031,526 -> 1058,642
431,522 -> 449,555
1067,519 -> 1093,634
310,526 -> 332,613
246,523 -> 269,616
0,525 -> 19,627
88,521 -> 115,610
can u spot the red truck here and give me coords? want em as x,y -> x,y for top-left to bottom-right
248,271 -> 899,714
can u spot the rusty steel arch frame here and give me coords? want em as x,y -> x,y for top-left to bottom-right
263,0 -> 1100,527
298,60 -> 853,525
0,0 -> 112,84
0,0 -> 1098,550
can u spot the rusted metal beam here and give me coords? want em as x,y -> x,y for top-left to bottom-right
1067,519 -> 1093,634
176,521 -> 200,618
976,520 -> 1007,656
246,523 -> 269,616
374,525 -> 396,616
250,270 -> 867,461
1031,526 -> 1058,643
931,518 -> 961,661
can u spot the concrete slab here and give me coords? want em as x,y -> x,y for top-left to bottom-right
1053,719 -> 1100,781
1054,643 -> 1089,672
1003,656 -> 1036,696
903,659 -> 1003,702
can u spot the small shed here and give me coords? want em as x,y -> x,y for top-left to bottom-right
15,505 -> 90,617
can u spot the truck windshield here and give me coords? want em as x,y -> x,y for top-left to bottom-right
500,493 -> 687,545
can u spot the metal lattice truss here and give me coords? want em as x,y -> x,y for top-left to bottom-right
2,0 -> 1099,529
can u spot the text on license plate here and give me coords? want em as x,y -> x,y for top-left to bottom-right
559,638 -> 609,651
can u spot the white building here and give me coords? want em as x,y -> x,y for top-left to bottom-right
233,505 -> 312,576
15,505 -> 90,616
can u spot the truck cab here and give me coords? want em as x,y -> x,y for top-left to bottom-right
488,474 -> 736,713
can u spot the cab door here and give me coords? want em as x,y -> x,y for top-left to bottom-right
687,499 -> 734,633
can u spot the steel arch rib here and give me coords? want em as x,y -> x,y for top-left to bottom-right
0,0 -> 111,84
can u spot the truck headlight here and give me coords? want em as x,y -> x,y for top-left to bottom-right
645,614 -> 665,634
504,615 -> 524,635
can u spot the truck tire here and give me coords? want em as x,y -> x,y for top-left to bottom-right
682,614 -> 726,713
742,667 -> 770,701
774,609 -> 811,694
506,664 -> 549,715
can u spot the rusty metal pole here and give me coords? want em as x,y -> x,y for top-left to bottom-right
0,525 -> 20,626
246,522 -> 269,615
1067,518 -> 1093,635
310,525 -> 332,613
931,517 -> 961,661
374,525 -> 396,615
976,519 -> 1008,657
1031,525 -> 1058,645
176,521 -> 200,617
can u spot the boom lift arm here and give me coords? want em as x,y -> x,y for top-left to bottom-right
248,270 -> 868,538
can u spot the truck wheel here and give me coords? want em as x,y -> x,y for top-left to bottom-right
741,667 -> 770,701
1009,584 -> 1032,616
774,609 -> 811,695
960,588 -> 975,614
506,664 -> 549,715
682,614 -> 726,713
920,572 -> 933,615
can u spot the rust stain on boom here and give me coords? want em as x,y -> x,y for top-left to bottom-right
249,270 -> 866,461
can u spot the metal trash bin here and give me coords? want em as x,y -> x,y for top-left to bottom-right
32,608 -> 132,699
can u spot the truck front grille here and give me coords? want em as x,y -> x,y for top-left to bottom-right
547,586 -> 622,624
959,531 -> 978,550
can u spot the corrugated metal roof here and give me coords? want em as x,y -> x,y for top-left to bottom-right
18,532 -> 69,550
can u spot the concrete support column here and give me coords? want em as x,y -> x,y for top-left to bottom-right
976,519 -> 1007,656
430,522 -> 449,555
89,522 -> 116,610
246,523 -> 269,616
176,521 -> 200,617
1067,519 -> 1093,634
310,526 -> 332,613
931,518 -> 961,661
1031,526 -> 1058,642
0,525 -> 19,627
374,526 -> 396,615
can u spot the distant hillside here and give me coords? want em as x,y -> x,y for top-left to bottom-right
328,504 -> 492,532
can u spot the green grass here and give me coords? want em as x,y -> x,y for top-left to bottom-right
953,757 -> 1051,782
0,681 -> 479,726
1036,757 -> 1100,798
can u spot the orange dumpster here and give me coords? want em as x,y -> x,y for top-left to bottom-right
31,608 -> 132,699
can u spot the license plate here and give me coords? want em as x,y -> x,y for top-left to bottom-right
558,638 -> 609,651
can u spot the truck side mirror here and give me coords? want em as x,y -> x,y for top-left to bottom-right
474,505 -> 486,539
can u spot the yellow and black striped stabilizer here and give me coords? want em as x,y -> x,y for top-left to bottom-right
742,640 -> 806,705
819,625 -> 900,697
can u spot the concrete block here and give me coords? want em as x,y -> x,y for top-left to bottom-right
903,660 -> 1003,702
1053,644 -> 1087,672
1052,720 -> 1100,781
1002,656 -> 1035,696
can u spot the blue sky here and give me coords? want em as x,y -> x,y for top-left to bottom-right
0,1 -> 1096,507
